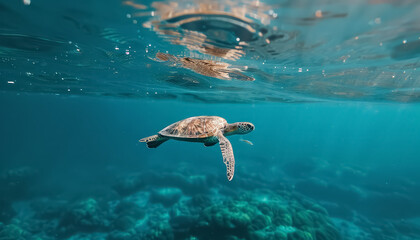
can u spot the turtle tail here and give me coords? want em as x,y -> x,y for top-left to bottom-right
139,135 -> 168,148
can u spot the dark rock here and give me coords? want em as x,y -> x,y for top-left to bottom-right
0,200 -> 15,223
359,192 -> 420,219
0,167 -> 38,201
113,201 -> 145,220
107,230 -> 137,240
113,171 -> 209,197
287,230 -> 313,240
113,216 -> 136,231
295,178 -> 362,206
190,194 -> 211,209
321,202 -> 353,219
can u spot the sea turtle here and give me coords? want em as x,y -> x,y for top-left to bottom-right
139,116 -> 255,181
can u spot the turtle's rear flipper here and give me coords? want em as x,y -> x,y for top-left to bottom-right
204,141 -> 218,147
139,135 -> 168,148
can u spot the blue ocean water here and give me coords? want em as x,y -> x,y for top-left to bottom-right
1,0 -> 420,239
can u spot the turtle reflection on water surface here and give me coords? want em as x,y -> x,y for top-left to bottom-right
155,52 -> 255,81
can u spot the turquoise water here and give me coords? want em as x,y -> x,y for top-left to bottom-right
1,0 -> 420,239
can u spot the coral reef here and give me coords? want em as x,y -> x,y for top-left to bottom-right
112,201 -> 145,231
57,198 -> 110,237
0,223 -> 29,240
186,190 -> 339,240
4,168 -> 420,240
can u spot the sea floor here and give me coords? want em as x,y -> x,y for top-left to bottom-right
2,159 -> 420,240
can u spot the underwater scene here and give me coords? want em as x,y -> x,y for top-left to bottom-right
1,0 -> 420,239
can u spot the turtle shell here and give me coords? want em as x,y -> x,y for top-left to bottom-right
159,116 -> 227,139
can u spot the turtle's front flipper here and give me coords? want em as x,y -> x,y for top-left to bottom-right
217,132 -> 235,181
139,135 -> 168,148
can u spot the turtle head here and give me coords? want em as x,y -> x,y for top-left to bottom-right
224,122 -> 254,135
